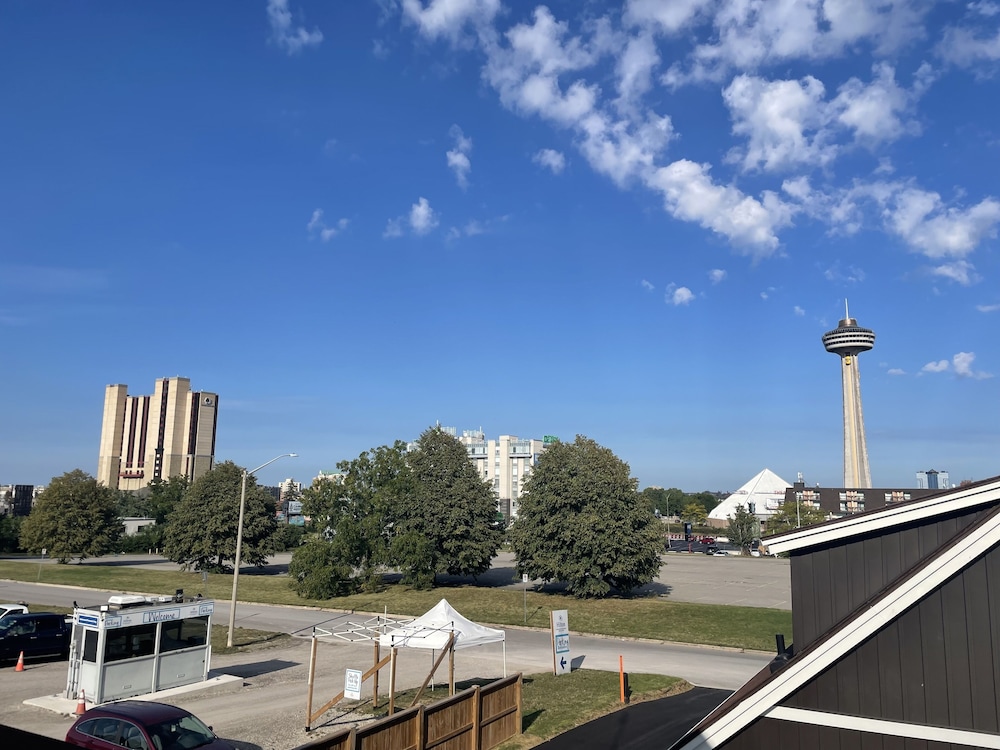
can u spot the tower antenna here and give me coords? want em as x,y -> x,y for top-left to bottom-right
844,298 -> 850,321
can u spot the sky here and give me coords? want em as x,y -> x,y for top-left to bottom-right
1,0 -> 998,493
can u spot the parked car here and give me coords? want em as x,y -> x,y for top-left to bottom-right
0,612 -> 70,661
700,537 -> 716,545
65,701 -> 235,750
0,603 -> 29,620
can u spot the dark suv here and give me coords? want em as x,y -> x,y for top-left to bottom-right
0,612 -> 71,661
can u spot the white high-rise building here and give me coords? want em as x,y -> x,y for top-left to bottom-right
454,429 -> 549,520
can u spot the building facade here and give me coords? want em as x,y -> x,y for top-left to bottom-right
453,429 -> 549,521
781,478 -> 936,522
97,377 -> 218,491
822,302 -> 876,488
916,469 -> 950,490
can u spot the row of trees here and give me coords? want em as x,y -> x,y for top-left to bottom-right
15,465 -> 295,567
639,486 -> 722,524
18,428 -> 831,598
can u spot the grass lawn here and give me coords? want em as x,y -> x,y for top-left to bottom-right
0,560 -> 790,652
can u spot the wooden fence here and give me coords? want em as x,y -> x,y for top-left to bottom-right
292,673 -> 522,750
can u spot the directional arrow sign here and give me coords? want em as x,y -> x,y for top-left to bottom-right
551,609 -> 571,675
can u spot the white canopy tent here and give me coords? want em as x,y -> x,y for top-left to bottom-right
379,598 -> 507,677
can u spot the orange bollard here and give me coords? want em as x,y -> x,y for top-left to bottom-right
15,651 -> 25,672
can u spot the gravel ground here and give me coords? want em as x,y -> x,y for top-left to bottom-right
1,636 -> 522,750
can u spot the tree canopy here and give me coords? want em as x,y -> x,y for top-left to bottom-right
395,427 -> 503,586
19,470 -> 122,563
292,442 -> 411,596
163,461 -> 277,572
766,501 -> 829,534
725,504 -> 760,552
508,435 -> 662,598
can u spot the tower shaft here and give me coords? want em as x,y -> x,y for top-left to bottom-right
839,354 -> 872,488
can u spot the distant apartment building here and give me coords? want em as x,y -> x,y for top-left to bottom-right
916,469 -> 950,490
0,484 -> 42,516
781,477 -> 937,522
97,377 -> 218,491
452,429 -> 551,521
278,478 -> 302,501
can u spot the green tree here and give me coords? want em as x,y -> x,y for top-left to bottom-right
726,504 -> 759,553
508,435 -> 662,598
680,502 -> 708,525
0,514 -> 25,553
163,461 -> 277,572
19,470 -> 122,563
295,442 -> 412,594
639,487 -> 688,517
766,501 -> 829,534
145,476 -> 190,524
395,427 -> 503,585
288,537 -> 355,598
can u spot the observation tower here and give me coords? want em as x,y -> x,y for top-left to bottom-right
822,301 -> 876,488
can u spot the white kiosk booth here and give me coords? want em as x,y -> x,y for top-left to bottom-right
66,592 -> 214,704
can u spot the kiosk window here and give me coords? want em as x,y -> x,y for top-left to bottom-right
159,616 -> 208,652
104,623 -> 157,661
82,630 -> 99,662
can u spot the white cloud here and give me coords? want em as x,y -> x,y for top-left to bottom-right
977,303 -> 1000,312
708,269 -> 726,284
307,209 -> 349,241
661,1 -> 930,86
931,260 -> 980,286
447,125 -> 473,189
723,74 -> 836,172
885,188 -> 1000,258
409,197 -> 439,234
482,7 -> 674,187
937,16 -> 1000,67
887,368 -> 906,376
953,351 -> 994,379
665,283 -> 694,305
383,218 -> 404,239
267,0 -> 323,55
823,262 -> 866,284
615,32 -> 659,107
921,359 -> 950,373
533,148 -> 566,173
402,0 -> 501,39
624,0 -> 712,34
645,159 -> 793,255
832,62 -> 924,144
794,305 -> 805,316
641,279 -> 654,291
723,64 -> 926,173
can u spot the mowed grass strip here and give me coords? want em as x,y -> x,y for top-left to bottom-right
0,560 -> 790,652
355,670 -> 687,749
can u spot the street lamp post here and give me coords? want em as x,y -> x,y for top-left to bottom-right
227,452 -> 297,648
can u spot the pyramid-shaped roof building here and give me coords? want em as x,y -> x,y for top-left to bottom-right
708,468 -> 791,521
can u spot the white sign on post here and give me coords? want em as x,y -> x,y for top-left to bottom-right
344,668 -> 362,701
551,609 -> 571,675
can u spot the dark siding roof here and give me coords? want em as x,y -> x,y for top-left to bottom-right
783,546 -> 1000,734
789,506 -> 990,649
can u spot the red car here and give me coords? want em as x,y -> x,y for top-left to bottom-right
700,537 -> 715,545
65,701 -> 234,750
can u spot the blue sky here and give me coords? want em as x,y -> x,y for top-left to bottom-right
2,0 -> 998,493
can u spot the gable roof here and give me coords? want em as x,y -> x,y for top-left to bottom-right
708,468 -> 791,520
378,598 -> 505,651
670,475 -> 1000,750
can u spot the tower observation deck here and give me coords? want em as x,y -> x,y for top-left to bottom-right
822,302 -> 876,488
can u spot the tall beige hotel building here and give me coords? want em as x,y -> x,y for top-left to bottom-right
97,377 -> 218,491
